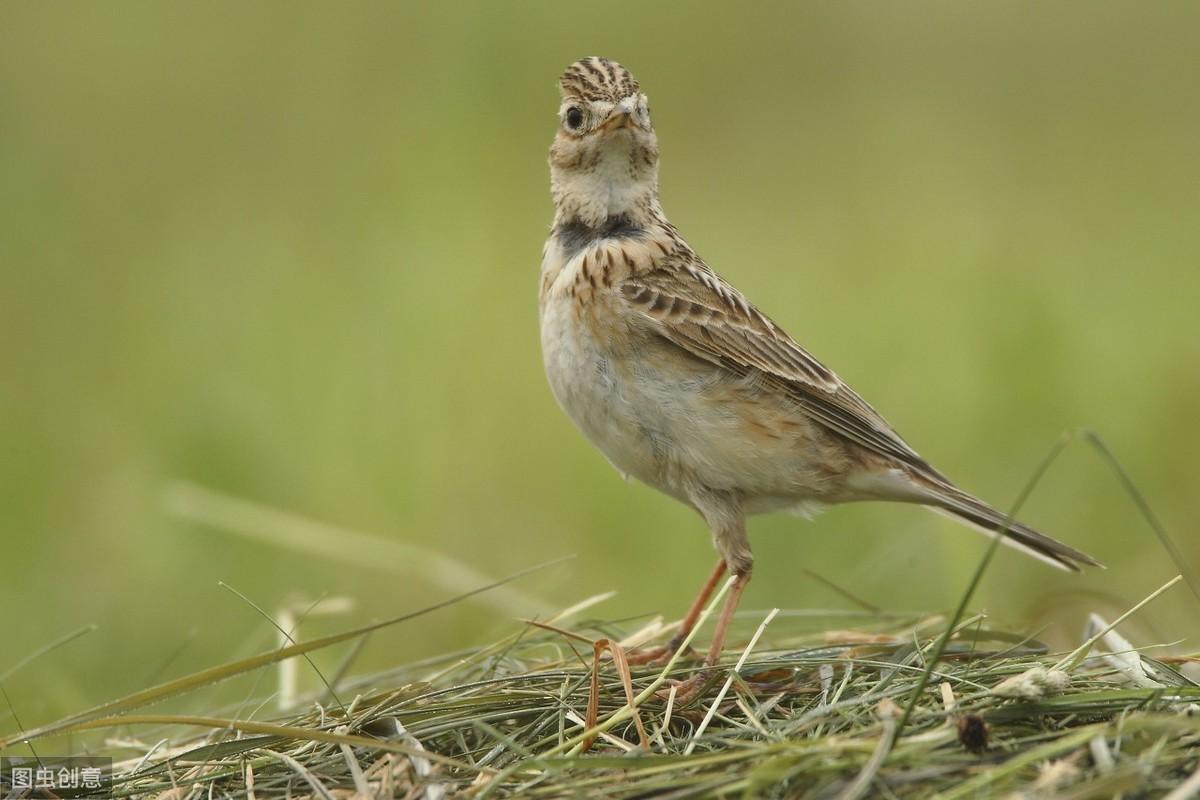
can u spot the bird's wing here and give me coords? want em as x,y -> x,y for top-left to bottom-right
620,261 -> 942,476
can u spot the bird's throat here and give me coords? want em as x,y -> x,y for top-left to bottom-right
553,214 -> 646,259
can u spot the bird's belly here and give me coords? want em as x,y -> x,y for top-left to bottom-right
540,295 -> 850,506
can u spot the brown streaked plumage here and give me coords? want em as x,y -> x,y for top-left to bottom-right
559,56 -> 641,104
538,57 -> 1100,681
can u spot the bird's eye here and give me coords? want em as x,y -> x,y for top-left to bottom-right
565,106 -> 584,130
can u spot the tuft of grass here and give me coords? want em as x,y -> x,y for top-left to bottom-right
3,591 -> 1197,799
4,432 -> 1195,797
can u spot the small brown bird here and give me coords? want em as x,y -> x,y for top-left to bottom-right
538,57 -> 1099,675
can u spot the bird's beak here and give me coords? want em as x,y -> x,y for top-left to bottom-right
599,110 -> 634,134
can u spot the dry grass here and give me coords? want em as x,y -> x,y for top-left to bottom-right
4,434 -> 1197,798
3,576 -> 1198,799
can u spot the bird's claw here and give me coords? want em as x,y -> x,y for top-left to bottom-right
625,641 -> 699,666
657,672 -> 720,707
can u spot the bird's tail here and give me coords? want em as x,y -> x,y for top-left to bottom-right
921,482 -> 1103,572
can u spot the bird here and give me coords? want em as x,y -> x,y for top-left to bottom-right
537,56 -> 1100,681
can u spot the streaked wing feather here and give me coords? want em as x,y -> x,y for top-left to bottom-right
621,265 -> 941,476
621,266 -> 840,390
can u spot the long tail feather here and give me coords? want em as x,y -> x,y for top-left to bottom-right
922,483 -> 1103,572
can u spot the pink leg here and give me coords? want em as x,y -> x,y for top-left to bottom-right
703,570 -> 750,666
669,558 -> 727,651
662,569 -> 751,706
627,558 -> 727,665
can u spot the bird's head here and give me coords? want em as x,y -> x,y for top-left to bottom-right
549,57 -> 659,227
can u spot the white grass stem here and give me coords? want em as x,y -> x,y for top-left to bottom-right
1054,575 -> 1182,672
654,685 -> 677,750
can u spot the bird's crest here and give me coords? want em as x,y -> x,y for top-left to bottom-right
559,57 -> 641,103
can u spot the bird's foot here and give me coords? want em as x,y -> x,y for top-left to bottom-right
741,668 -> 799,695
658,667 -> 798,710
625,637 -> 699,666
658,670 -> 722,707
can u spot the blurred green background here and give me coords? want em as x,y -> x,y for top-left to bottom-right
2,2 -> 1197,723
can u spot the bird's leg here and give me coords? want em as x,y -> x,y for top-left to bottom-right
626,558 -> 726,665
662,489 -> 753,704
702,569 -> 750,667
667,569 -> 751,706
669,558 -> 727,651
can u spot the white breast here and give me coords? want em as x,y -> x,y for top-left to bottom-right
539,256 -> 662,488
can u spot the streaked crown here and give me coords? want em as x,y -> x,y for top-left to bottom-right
559,57 -> 641,103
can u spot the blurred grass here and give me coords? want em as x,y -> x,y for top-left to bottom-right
1,1 -> 1197,721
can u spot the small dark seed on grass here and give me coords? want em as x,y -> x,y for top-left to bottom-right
957,714 -> 990,753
